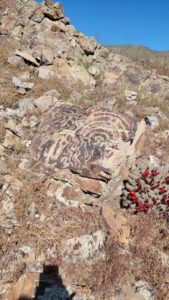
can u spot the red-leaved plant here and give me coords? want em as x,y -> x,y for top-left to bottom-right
121,161 -> 169,218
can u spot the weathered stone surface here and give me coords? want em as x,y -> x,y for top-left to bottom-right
145,115 -> 159,129
31,9 -> 44,23
79,36 -> 98,54
61,230 -> 106,263
125,90 -> 138,103
34,94 -> 58,112
75,176 -> 106,196
45,168 -> 106,203
47,180 -> 91,207
42,2 -> 64,20
102,203 -> 130,244
7,273 -> 40,300
12,76 -> 34,90
71,65 -> 96,86
38,65 -> 56,79
113,281 -> 154,300
88,64 -> 101,76
41,47 -> 54,65
29,103 -> 144,180
16,98 -> 35,117
7,56 -> 24,66
15,50 -> 39,66
3,130 -> 20,149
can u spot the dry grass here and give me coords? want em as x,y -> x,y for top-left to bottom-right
130,215 -> 169,300
27,76 -> 74,100
0,40 -> 28,108
0,122 -> 6,142
107,45 -> 169,76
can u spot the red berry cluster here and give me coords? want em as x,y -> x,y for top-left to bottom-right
126,168 -> 169,216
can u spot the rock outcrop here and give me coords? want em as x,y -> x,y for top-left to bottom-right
30,103 -> 142,180
0,1 -> 169,300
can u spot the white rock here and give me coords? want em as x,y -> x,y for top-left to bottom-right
145,116 -> 159,129
29,116 -> 39,128
19,246 -> 32,254
18,88 -> 26,95
125,90 -> 138,103
61,230 -> 106,263
161,130 -> 169,138
149,155 -> 160,167
12,76 -> 34,90
8,56 -> 24,66
25,140 -> 32,147
18,159 -> 29,170
88,65 -> 100,76
17,98 -> 35,118
70,38 -> 76,48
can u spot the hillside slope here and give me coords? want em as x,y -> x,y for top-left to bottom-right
0,1 -> 169,300
107,45 -> 169,75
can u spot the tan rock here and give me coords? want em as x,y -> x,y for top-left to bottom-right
79,36 -> 98,54
71,65 -> 96,86
41,47 -> 54,65
53,57 -> 68,68
4,175 -> 23,192
47,179 -> 90,207
42,2 -> 64,20
6,119 -> 16,131
38,65 -> 56,79
31,9 -> 44,23
3,130 -> 20,150
75,176 -> 106,196
15,50 -> 39,67
45,0 -> 54,8
7,273 -> 40,300
53,2 -> 63,10
0,145 -> 5,155
102,204 -> 130,245
34,94 -> 58,112
11,25 -> 24,40
61,16 -> 70,24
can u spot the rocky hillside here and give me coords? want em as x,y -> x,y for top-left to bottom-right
0,1 -> 169,299
107,45 -> 169,76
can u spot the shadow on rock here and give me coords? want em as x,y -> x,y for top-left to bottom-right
17,265 -> 75,300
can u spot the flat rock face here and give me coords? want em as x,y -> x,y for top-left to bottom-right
61,230 -> 106,263
30,103 -> 137,180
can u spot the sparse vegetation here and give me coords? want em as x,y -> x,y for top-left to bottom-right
107,44 -> 169,76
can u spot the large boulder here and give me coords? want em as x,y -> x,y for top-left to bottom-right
79,36 -> 98,55
30,102 -> 146,183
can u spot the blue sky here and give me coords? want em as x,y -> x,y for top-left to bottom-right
36,0 -> 169,51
